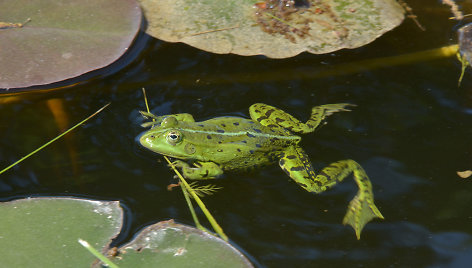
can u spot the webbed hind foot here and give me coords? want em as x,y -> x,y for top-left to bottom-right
343,190 -> 384,240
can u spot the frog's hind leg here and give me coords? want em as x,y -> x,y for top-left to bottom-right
249,103 -> 354,134
279,146 -> 384,239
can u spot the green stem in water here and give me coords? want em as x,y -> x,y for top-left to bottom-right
140,88 -> 227,240
78,239 -> 119,268
164,157 -> 228,241
0,103 -> 110,175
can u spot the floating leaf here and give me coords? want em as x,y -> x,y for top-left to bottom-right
139,0 -> 404,58
457,170 -> 472,179
0,0 -> 142,90
457,23 -> 472,85
101,220 -> 253,268
0,197 -> 123,267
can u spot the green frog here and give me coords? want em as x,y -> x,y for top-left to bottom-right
138,103 -> 384,239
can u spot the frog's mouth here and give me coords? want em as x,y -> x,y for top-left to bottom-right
136,130 -> 192,159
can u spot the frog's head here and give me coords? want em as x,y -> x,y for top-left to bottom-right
138,116 -> 197,159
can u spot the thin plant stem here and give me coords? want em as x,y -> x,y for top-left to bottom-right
164,157 -> 228,241
78,239 -> 119,268
170,158 -> 206,231
0,103 -> 110,175
141,88 -> 227,240
141,89 -> 203,229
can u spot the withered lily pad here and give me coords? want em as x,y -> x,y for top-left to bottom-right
139,0 -> 404,58
0,0 -> 141,90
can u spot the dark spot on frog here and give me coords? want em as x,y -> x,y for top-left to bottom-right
207,135 -> 212,139
218,141 -> 222,144
233,122 -> 239,126
217,129 -> 225,133
265,109 -> 275,117
318,171 -> 329,179
275,118 -> 285,123
221,123 -> 226,127
290,166 -> 305,171
249,150 -> 254,154
248,121 -> 255,124
242,140 -> 247,143
237,148 -> 241,152
253,128 -> 262,133
307,124 -> 314,128
246,133 -> 256,138
286,155 -> 297,159
255,144 -> 262,148
270,138 -> 279,142
256,116 -> 268,122
279,159 -> 285,166
217,149 -> 223,152
198,124 -> 204,127
267,124 -> 278,128
254,109 -> 261,113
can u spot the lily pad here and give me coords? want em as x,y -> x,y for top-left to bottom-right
102,220 -> 253,268
0,0 -> 142,90
138,0 -> 404,58
0,198 -> 253,267
0,197 -> 123,267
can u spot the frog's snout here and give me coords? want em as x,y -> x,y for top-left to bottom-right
135,131 -> 144,144
136,131 -> 153,146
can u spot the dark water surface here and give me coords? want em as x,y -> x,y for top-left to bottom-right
2,1 -> 472,267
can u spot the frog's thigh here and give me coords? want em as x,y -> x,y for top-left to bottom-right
278,146 -> 319,190
174,160 -> 223,180
249,103 -> 352,134
249,103 -> 304,130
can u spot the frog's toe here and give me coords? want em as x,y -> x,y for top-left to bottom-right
169,160 -> 188,169
323,103 -> 356,115
342,194 -> 384,240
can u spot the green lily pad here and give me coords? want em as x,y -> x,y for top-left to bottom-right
0,197 -> 123,267
0,0 -> 142,90
102,220 -> 253,268
0,198 -> 252,267
138,0 -> 404,58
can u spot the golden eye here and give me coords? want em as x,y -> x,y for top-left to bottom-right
166,131 -> 182,145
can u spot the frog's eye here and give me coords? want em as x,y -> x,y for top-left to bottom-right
166,131 -> 182,145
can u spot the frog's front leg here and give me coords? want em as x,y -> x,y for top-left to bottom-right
279,146 -> 384,239
249,103 -> 353,134
172,160 -> 224,180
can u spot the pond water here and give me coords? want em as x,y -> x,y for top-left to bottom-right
1,1 -> 472,267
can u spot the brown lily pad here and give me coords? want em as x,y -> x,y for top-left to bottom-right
0,0 -> 142,90
139,0 -> 404,58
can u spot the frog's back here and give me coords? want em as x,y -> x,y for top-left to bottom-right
180,116 -> 300,171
